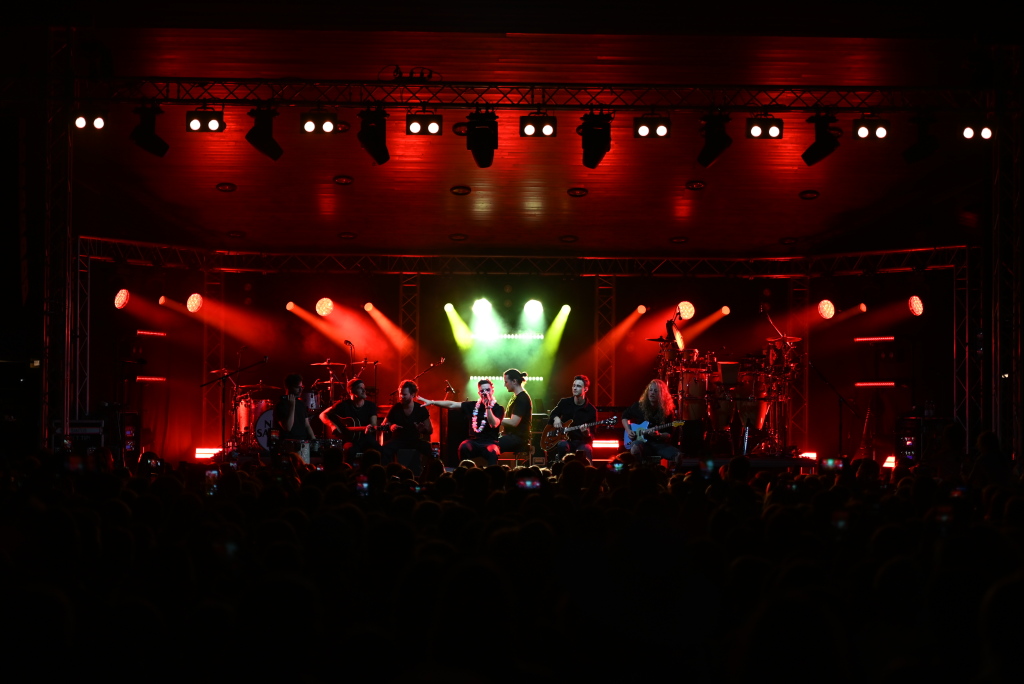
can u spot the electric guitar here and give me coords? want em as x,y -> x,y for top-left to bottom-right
624,420 -> 685,448
540,416 -> 618,451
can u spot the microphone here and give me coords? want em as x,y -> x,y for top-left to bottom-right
445,380 -> 456,395
344,340 -> 353,346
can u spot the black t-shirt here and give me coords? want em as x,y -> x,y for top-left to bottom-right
459,401 -> 504,442
275,396 -> 310,439
502,391 -> 533,443
385,402 -> 430,443
548,397 -> 597,443
325,399 -> 378,430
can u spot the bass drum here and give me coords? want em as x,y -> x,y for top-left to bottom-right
674,370 -> 707,421
255,409 -> 276,451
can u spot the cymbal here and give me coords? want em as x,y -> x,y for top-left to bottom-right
350,360 -> 378,366
766,336 -> 802,343
646,337 -> 670,342
209,368 -> 232,374
239,383 -> 281,390
310,361 -> 347,368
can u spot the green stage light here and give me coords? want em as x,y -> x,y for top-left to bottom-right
445,303 -> 473,350
472,298 -> 492,315
524,300 -> 543,317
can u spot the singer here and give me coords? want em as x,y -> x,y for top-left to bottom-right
421,378 -> 504,466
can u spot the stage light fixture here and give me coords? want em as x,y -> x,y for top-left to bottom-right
316,298 -> 334,316
853,117 -> 889,140
817,299 -> 836,319
963,122 -> 994,140
472,298 -> 492,315
114,289 -> 130,309
357,107 -> 390,165
579,111 -> 612,169
245,107 -> 283,160
908,295 -> 924,316
721,306 -> 731,315
186,294 -> 203,313
637,305 -> 647,314
130,105 -> 169,157
301,109 -> 339,134
903,115 -> 939,163
677,301 -> 695,320
73,111 -> 106,130
801,113 -> 840,166
633,115 -> 671,138
520,114 -> 557,137
364,302 -> 374,312
745,116 -> 784,139
185,107 -> 225,132
697,113 -> 732,168
524,299 -> 543,316
466,110 -> 499,168
406,111 -> 442,135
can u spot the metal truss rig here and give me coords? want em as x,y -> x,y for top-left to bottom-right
67,77 -> 1003,113
79,238 -> 971,278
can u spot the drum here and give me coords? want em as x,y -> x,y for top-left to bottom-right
736,399 -> 769,429
738,371 -> 769,400
235,395 -> 254,439
304,390 -> 320,413
255,409 -> 276,451
718,361 -> 741,387
278,439 -> 312,464
675,370 -> 707,421
679,348 -> 702,369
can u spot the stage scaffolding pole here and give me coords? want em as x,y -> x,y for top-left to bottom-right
594,276 -> 616,409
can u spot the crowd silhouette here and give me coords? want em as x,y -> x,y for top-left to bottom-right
1,433 -> 1022,683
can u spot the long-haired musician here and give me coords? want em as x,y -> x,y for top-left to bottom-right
621,379 -> 680,465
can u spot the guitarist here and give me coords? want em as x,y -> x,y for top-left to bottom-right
547,375 -> 597,464
319,378 -> 379,460
621,379 -> 680,465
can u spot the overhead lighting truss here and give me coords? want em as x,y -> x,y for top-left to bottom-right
81,77 -> 993,113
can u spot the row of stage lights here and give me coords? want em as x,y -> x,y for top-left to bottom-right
74,105 -> 997,169
114,290 -> 925,319
815,295 -> 925,319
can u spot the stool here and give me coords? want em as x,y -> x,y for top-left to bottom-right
499,444 -> 536,468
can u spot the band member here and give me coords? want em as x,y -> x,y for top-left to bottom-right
319,378 -> 378,459
498,368 -> 533,454
421,379 -> 505,465
547,375 -> 597,463
621,379 -> 679,465
275,373 -> 316,440
381,379 -> 433,474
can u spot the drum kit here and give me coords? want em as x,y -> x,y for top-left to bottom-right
653,335 -> 802,455
221,357 -> 380,453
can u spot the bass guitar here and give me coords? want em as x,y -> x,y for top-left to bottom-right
540,416 -> 618,451
623,420 -> 685,449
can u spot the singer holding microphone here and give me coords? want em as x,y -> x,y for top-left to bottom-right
420,379 -> 504,466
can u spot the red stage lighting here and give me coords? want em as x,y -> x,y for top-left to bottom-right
858,303 -> 868,312
637,305 -> 647,314
908,295 -> 924,316
721,306 -> 731,315
364,302 -> 374,312
158,296 -> 167,305
114,289 -> 130,309
677,301 -> 695,320
285,301 -> 295,311
186,293 -> 203,313
316,298 -> 334,316
817,299 -> 835,319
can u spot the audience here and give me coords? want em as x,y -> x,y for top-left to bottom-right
1,439 -> 1021,682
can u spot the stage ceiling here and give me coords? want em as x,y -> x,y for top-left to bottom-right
13,4 -> 1007,261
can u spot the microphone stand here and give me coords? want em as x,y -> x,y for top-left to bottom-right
201,356 -> 269,458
